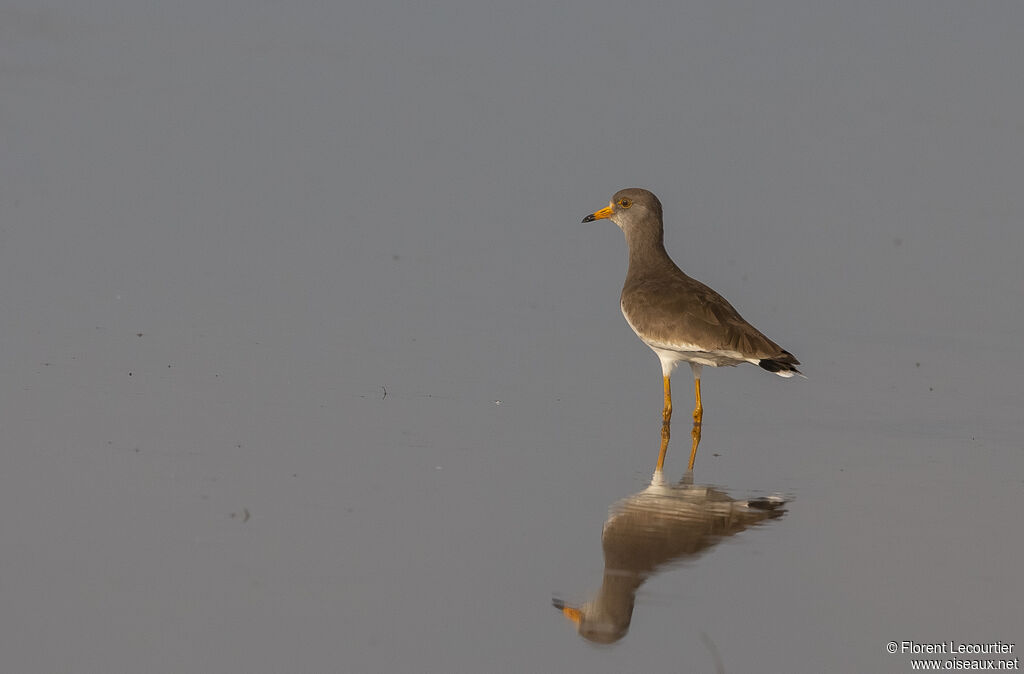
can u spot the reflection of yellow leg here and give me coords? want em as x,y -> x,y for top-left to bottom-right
687,378 -> 703,470
656,376 -> 672,472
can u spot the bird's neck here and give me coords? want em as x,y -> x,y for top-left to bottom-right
624,228 -> 677,279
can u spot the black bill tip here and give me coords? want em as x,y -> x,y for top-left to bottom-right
581,214 -> 596,223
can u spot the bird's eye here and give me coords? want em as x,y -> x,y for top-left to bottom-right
619,198 -> 633,208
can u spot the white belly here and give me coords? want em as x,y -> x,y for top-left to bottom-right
649,345 -> 758,376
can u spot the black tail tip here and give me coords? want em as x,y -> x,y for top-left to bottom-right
759,359 -> 800,373
759,351 -> 802,375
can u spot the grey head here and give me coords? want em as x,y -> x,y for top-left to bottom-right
581,187 -> 664,236
582,188 -> 670,262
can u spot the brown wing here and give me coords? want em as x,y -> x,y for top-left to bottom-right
621,270 -> 793,361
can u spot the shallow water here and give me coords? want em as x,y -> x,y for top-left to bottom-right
1,2 -> 1021,673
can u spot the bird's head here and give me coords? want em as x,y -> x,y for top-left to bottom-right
581,187 -> 663,234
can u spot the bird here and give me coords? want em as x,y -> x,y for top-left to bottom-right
581,188 -> 802,472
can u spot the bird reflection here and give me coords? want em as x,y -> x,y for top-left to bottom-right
553,472 -> 788,644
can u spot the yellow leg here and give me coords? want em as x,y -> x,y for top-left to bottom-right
657,423 -> 670,473
687,378 -> 703,470
656,376 -> 672,472
662,375 -> 673,423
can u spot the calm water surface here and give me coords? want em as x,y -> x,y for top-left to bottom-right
1,2 -> 1021,673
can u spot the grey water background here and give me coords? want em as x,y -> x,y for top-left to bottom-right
1,2 -> 1021,672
